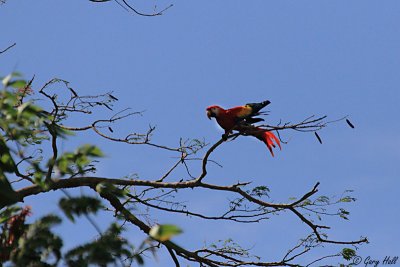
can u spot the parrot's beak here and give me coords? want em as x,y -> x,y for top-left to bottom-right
206,110 -> 212,120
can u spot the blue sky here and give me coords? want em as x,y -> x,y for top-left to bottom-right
1,0 -> 400,265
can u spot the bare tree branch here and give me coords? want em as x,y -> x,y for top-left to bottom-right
88,0 -> 173,17
0,43 -> 16,54
15,172 -> 367,246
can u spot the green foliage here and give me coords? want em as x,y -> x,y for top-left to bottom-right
316,195 -> 330,204
0,90 -> 48,146
340,196 -> 356,202
250,185 -> 270,198
96,182 -> 128,198
301,199 -> 312,206
45,122 -> 73,139
59,196 -> 102,222
0,87 -> 49,202
0,138 -> 20,209
10,214 -> 63,266
0,137 -> 16,173
149,224 -> 182,242
0,76 -> 139,265
338,208 -> 350,220
341,248 -> 356,260
1,72 -> 24,88
0,206 -> 22,224
8,79 -> 27,89
54,145 -> 103,176
65,223 -> 142,266
339,191 -> 356,203
1,206 -> 146,266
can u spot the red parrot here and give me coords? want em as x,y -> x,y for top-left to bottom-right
206,101 -> 281,156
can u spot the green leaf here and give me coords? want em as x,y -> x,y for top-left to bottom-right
96,182 -> 127,198
0,172 -> 20,209
0,205 -> 22,223
33,168 -> 46,188
2,73 -> 12,87
10,71 -> 23,77
2,72 -> 23,87
0,138 -> 16,173
339,208 -> 350,220
78,144 -> 104,157
16,101 -> 32,118
59,196 -> 102,222
65,223 -> 137,266
45,123 -> 73,138
54,145 -> 103,176
340,196 -> 356,202
135,254 -> 144,265
0,138 -> 19,208
341,248 -> 356,260
316,195 -> 330,204
8,79 -> 27,89
149,224 -> 182,241
250,186 -> 270,197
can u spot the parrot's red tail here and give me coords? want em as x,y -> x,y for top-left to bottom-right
260,130 -> 281,157
236,125 -> 281,156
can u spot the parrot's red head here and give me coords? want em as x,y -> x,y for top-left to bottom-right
206,105 -> 224,120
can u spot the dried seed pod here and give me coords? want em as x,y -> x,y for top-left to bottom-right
315,132 -> 322,144
346,119 -> 355,128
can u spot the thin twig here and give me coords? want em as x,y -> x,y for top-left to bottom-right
0,42 -> 16,54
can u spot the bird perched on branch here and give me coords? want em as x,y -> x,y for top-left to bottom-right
206,100 -> 281,156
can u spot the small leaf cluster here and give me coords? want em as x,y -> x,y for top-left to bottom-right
54,145 -> 104,176
65,223 -> 142,266
341,247 -> 356,260
59,196 -> 102,222
249,185 -> 270,198
0,88 -> 48,147
96,182 -> 129,198
0,200 -> 146,266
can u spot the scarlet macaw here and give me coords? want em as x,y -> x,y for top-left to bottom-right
206,101 -> 281,156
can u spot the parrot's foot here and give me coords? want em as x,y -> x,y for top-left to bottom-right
221,134 -> 229,141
